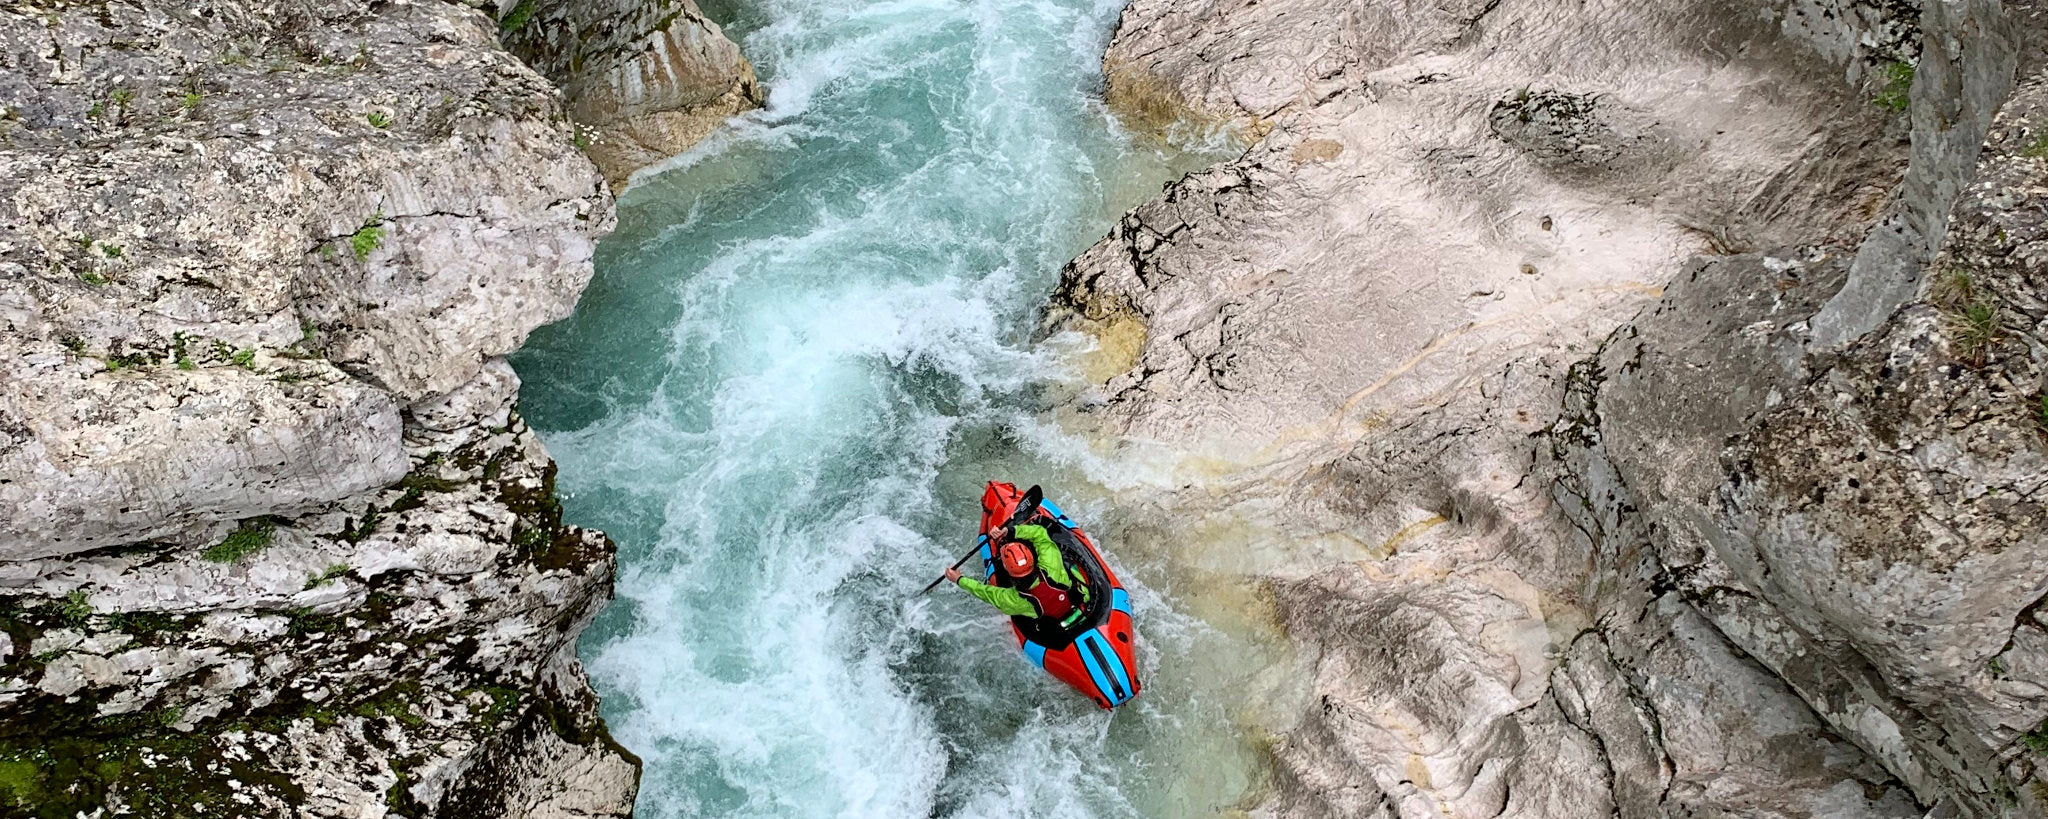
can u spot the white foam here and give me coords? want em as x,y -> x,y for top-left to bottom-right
520,0 -> 1272,815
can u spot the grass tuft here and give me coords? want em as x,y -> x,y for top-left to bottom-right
201,518 -> 274,563
366,110 -> 392,129
1932,268 -> 2003,366
303,563 -> 350,590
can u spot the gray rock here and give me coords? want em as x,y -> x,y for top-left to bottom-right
0,1 -> 639,816
497,0 -> 763,187
1056,0 -> 2048,814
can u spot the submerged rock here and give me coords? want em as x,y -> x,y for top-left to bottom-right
1059,0 -> 2047,815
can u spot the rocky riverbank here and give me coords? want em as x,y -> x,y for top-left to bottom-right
1059,0 -> 2048,815
0,1 -> 754,815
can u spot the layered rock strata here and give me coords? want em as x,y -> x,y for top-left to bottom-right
1058,0 -> 2048,815
493,0 -> 763,187
0,1 -> 634,815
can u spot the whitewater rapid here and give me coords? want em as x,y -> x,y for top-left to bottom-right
512,0 -> 1283,815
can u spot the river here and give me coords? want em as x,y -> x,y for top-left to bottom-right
510,0 -> 1288,815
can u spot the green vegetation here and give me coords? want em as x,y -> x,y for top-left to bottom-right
58,591 -> 90,627
476,686 -> 521,726
572,124 -> 590,151
154,706 -> 183,730
304,563 -> 350,590
180,92 -> 202,111
230,347 -> 256,369
59,336 -> 84,355
76,269 -> 106,286
1933,268 -> 2003,366
104,352 -> 156,371
99,243 -> 121,258
318,242 -> 337,260
284,606 -> 342,637
350,212 -> 386,260
108,87 -> 134,109
172,332 -> 194,370
1874,61 -> 1913,112
2025,720 -> 2048,754
499,0 -> 538,33
351,682 -> 425,728
86,101 -> 104,120
366,110 -> 392,129
2023,130 -> 2048,159
300,319 -> 318,343
200,518 -> 274,563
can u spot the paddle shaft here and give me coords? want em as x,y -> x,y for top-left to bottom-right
921,484 -> 1043,595
920,546 -> 983,595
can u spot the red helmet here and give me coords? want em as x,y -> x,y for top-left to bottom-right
998,541 -> 1035,578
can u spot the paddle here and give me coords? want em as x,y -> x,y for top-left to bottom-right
920,485 -> 1041,594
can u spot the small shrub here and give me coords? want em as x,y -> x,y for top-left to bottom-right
366,111 -> 392,129
109,87 -> 134,109
59,590 -> 91,627
100,243 -> 122,258
86,101 -> 104,120
172,332 -> 194,370
572,124 -> 590,151
350,213 -> 386,260
1874,61 -> 1913,112
181,92 -> 202,111
230,348 -> 256,369
499,0 -> 538,33
201,518 -> 274,563
300,320 -> 318,343
76,269 -> 107,286
2025,721 -> 2048,755
303,563 -> 350,590
155,706 -> 184,729
59,336 -> 85,355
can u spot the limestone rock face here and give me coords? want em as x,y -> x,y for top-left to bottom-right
0,1 -> 633,816
1058,0 -> 2048,815
496,0 -> 763,187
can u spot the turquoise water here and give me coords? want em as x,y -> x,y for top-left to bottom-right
511,0 -> 1278,815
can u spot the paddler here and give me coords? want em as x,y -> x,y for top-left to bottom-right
944,523 -> 1092,629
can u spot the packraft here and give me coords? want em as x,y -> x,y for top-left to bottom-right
977,481 -> 1141,710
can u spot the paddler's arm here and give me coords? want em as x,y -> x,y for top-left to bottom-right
951,573 -> 1039,617
1013,524 -> 1088,601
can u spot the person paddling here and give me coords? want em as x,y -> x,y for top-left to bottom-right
944,523 -> 1092,629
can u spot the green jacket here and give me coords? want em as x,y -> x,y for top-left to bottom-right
956,524 -> 1090,617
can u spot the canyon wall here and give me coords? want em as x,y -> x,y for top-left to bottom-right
1058,0 -> 2048,815
492,0 -> 762,187
0,1 -> 658,815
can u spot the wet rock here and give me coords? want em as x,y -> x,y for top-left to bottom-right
1060,0 -> 2048,815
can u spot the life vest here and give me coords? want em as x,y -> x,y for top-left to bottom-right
1019,573 -> 1076,621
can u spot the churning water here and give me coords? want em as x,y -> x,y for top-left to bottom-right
512,0 -> 1287,815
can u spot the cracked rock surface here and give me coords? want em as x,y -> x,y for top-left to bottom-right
495,0 -> 762,188
1058,0 -> 2048,815
0,1 -> 636,816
